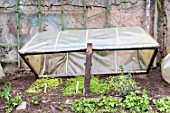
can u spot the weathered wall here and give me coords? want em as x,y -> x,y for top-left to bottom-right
165,0 -> 170,53
0,11 -> 18,60
0,0 -> 169,64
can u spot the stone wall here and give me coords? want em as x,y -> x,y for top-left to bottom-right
0,0 -> 169,64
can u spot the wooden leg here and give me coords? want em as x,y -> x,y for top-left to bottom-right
84,43 -> 92,94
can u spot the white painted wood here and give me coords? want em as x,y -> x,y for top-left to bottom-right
146,0 -> 151,33
0,63 -> 5,78
153,0 -> 158,67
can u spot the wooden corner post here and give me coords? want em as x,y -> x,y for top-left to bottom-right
84,43 -> 93,94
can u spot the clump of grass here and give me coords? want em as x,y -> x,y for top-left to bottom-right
26,78 -> 62,94
62,76 -> 110,95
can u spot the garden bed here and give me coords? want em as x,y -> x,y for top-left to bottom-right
0,67 -> 170,113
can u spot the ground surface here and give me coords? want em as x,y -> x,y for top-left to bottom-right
0,67 -> 170,113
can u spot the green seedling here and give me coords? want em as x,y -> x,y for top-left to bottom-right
31,96 -> 39,105
0,81 -> 11,101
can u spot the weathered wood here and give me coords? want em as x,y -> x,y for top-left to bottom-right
84,43 -> 92,94
0,63 -> 5,78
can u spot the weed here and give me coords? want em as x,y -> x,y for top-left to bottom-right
0,81 -> 11,101
5,95 -> 22,113
37,108 -> 46,113
58,104 -> 66,111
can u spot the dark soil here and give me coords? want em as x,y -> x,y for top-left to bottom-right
0,67 -> 170,113
134,67 -> 170,98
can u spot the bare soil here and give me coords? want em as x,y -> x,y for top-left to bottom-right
0,67 -> 170,113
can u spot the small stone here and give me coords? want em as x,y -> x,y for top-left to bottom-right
51,101 -> 57,104
65,99 -> 74,105
96,98 -> 101,101
16,101 -> 27,110
42,99 -> 51,103
149,105 -> 152,111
